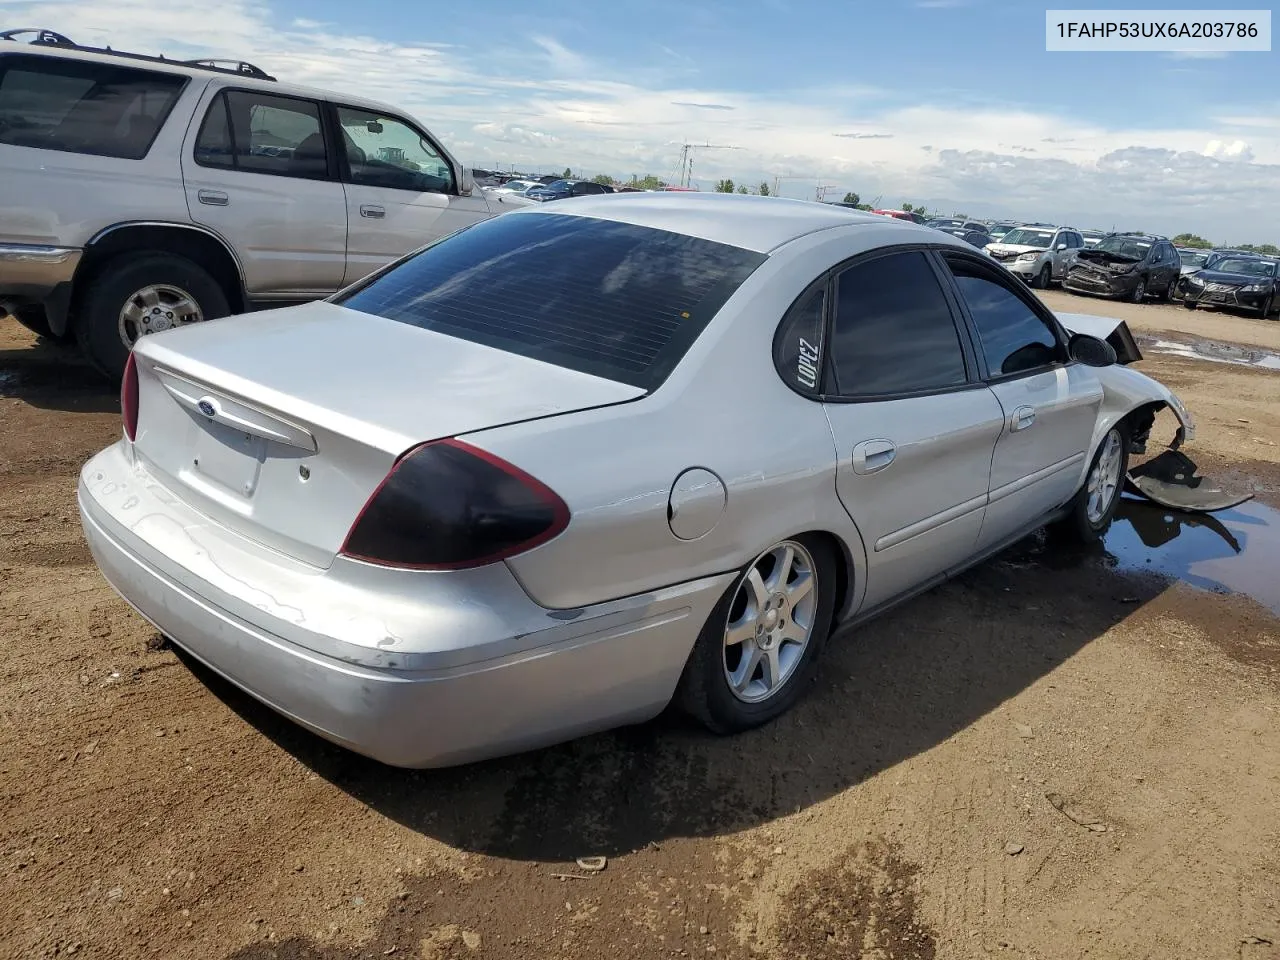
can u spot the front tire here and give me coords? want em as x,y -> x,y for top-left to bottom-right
677,535 -> 837,734
1033,264 -> 1051,290
1260,294 -> 1274,319
75,252 -> 230,383
1128,278 -> 1147,304
1051,426 -> 1129,545
1183,301 -> 1197,310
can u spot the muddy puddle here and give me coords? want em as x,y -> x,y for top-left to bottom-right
1104,495 -> 1280,613
1137,334 -> 1280,370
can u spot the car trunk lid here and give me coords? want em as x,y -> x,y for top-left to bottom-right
129,302 -> 645,567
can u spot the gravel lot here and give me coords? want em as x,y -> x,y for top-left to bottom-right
2,293 -> 1279,960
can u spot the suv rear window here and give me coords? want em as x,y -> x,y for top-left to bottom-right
336,212 -> 767,389
0,54 -> 186,160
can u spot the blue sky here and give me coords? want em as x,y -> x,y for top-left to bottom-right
5,0 -> 1278,241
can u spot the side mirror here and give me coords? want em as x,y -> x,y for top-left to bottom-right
458,167 -> 475,197
1068,333 -> 1117,367
1056,242 -> 1068,250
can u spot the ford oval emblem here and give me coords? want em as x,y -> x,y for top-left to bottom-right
197,398 -> 218,418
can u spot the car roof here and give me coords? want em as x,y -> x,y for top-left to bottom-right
3,44 -> 408,117
505,192 -> 952,254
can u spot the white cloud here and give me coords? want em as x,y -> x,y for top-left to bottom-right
4,0 -> 1279,242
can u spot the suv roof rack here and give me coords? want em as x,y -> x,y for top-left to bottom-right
1,27 -> 277,81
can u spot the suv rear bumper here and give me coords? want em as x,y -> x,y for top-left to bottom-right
0,244 -> 82,329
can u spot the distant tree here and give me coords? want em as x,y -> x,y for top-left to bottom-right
1259,243 -> 1280,255
856,204 -> 873,211
758,182 -> 771,197
1173,233 -> 1213,249
737,184 -> 749,194
629,174 -> 667,190
590,173 -> 614,186
562,167 -> 574,178
842,191 -> 860,206
952,211 -> 968,219
715,178 -> 735,193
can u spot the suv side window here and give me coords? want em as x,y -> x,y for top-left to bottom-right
0,53 -> 186,160
944,255 -> 1066,377
195,90 -> 329,180
828,251 -> 968,397
335,107 -> 455,194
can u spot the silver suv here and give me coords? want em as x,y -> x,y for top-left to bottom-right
0,29 -> 529,380
984,224 -> 1086,289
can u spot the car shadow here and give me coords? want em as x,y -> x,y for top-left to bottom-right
176,527 -> 1169,864
0,336 -> 117,414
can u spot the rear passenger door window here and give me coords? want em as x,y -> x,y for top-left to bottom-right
194,90 -> 329,180
943,256 -> 1065,378
0,53 -> 185,159
828,250 -> 969,397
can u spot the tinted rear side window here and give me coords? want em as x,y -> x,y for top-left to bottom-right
828,250 -> 968,397
337,213 -> 767,389
0,54 -> 185,159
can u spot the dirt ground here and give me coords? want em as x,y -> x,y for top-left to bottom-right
3,294 -> 1280,960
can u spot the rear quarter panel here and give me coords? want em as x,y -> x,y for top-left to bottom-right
0,66 -> 207,246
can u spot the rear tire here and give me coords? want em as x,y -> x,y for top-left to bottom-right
1050,426 -> 1129,545
75,252 -> 230,384
677,535 -> 837,735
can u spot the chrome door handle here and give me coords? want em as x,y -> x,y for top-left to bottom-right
197,189 -> 229,206
360,204 -> 385,219
1011,405 -> 1036,432
852,439 -> 896,475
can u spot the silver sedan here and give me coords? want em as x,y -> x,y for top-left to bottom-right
77,194 -> 1195,767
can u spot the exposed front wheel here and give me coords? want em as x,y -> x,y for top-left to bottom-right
75,252 -> 230,383
1033,264 -> 1051,289
1128,278 -> 1146,303
1051,426 -> 1130,545
678,535 -> 837,734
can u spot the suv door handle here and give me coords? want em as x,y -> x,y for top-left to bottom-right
852,439 -> 896,475
360,204 -> 385,219
1010,405 -> 1036,432
197,189 -> 228,206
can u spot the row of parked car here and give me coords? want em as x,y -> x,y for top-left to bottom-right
910,215 -> 1278,320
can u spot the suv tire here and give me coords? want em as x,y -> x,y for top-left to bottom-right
76,252 -> 230,383
1128,277 -> 1146,304
1034,264 -> 1052,289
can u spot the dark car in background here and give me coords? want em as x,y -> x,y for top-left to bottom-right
926,218 -> 988,233
526,179 -> 615,202
938,227 -> 995,249
1063,234 -> 1181,303
1176,248 -> 1214,276
1080,229 -> 1108,248
1177,256 -> 1279,318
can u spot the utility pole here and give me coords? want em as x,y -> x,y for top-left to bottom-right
675,141 -> 741,188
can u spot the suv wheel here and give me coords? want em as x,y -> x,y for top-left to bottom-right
1033,263 -> 1052,289
76,253 -> 230,383
1128,278 -> 1146,303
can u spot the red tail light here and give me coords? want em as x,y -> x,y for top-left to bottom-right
340,439 -> 570,570
121,352 -> 139,442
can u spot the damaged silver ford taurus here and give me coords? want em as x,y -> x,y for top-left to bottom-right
77,194 -> 1222,769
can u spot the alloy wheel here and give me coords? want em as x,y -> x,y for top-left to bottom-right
1086,429 -> 1124,525
118,283 -> 204,348
722,541 -> 818,703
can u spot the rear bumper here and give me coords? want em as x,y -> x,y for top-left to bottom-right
78,443 -> 732,768
0,243 -> 81,330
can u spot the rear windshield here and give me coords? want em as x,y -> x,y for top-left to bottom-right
336,212 -> 767,389
0,54 -> 186,160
